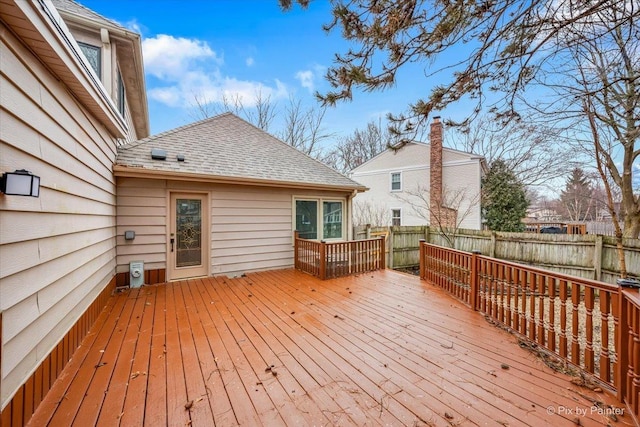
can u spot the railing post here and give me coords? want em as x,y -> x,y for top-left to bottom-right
379,235 -> 386,270
294,231 -> 299,270
319,240 -> 326,280
470,250 -> 481,311
615,285 -> 628,402
419,239 -> 426,279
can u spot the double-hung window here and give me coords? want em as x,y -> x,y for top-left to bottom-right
391,209 -> 402,226
295,198 -> 345,240
390,172 -> 402,191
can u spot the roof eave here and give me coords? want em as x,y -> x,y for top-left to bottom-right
113,165 -> 368,193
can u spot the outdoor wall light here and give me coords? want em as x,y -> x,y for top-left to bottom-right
0,170 -> 40,197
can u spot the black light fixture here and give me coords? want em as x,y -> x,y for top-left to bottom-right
0,169 -> 40,197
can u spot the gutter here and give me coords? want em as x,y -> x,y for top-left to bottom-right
113,164 -> 369,193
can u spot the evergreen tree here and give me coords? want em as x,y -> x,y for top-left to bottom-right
482,160 -> 528,232
560,168 -> 594,221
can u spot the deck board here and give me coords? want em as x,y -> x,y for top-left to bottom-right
28,269 -> 633,427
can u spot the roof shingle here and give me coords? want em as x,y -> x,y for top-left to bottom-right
116,113 -> 365,190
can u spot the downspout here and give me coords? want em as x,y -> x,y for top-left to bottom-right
347,189 -> 357,240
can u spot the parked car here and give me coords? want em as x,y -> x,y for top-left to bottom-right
540,226 -> 567,234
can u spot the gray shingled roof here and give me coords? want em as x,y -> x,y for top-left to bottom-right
116,113 -> 365,190
51,0 -> 126,30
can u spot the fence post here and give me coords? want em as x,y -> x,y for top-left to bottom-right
319,240 -> 326,280
366,224 -> 371,239
490,232 -> 496,258
294,231 -> 299,270
593,235 -> 603,281
419,239 -> 426,279
379,235 -> 386,270
389,227 -> 395,269
470,250 -> 481,311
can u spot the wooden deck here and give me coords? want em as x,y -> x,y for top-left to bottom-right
28,269 -> 633,426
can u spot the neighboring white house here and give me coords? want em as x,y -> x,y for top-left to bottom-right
350,118 -> 485,230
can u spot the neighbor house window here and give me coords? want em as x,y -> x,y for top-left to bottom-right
117,69 -> 126,115
78,42 -> 101,78
295,198 -> 345,240
390,172 -> 402,191
391,209 -> 401,226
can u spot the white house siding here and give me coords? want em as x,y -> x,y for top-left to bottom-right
0,27 -> 118,409
351,143 -> 483,229
116,178 -> 351,278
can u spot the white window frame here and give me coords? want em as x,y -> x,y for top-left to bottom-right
390,172 -> 402,192
391,208 -> 402,226
293,197 -> 346,241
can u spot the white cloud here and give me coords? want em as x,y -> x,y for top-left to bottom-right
141,34 -> 289,108
246,57 -> 255,67
295,70 -> 315,92
142,34 -> 220,79
295,64 -> 326,93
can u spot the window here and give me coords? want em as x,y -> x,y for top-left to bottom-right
323,201 -> 343,239
391,209 -> 401,226
78,42 -> 101,78
117,69 -> 126,115
390,172 -> 402,191
295,198 -> 344,240
295,200 -> 317,239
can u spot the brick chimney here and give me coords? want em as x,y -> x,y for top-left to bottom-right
429,116 -> 443,225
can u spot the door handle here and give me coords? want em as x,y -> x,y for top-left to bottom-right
170,238 -> 175,252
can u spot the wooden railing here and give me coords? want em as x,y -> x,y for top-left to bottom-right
419,241 -> 640,422
294,232 -> 385,280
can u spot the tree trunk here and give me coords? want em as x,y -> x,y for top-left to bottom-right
623,212 -> 640,239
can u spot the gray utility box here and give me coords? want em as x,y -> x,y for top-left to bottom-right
129,261 -> 144,288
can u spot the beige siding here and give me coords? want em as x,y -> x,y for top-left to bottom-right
116,178 -> 351,278
353,143 -> 430,173
0,26 -> 119,409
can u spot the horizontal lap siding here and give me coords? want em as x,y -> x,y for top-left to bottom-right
115,178 -> 167,273
116,179 -> 350,279
0,28 -> 118,410
211,188 -> 294,276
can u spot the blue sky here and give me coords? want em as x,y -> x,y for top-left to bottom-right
79,1 -> 638,192
79,0 -> 471,144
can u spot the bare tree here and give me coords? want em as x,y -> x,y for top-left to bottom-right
277,96 -> 333,158
326,120 -> 395,173
523,3 -> 640,240
352,200 -> 391,227
447,116 -> 579,188
394,184 -> 481,248
188,90 -> 277,132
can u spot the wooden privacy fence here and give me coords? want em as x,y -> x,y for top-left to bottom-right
354,225 -> 640,284
294,232 -> 386,280
419,241 -> 640,422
